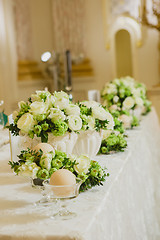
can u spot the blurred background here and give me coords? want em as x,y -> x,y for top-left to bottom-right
0,0 -> 160,118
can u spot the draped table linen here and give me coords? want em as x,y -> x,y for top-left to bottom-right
0,108 -> 160,240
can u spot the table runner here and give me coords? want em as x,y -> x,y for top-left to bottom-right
0,108 -> 160,240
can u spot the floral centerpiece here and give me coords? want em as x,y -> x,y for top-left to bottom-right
8,90 -> 85,158
8,90 -> 115,158
72,100 -> 115,157
8,146 -> 108,192
99,115 -> 127,154
101,76 -> 152,129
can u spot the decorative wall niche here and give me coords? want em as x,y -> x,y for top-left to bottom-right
105,16 -> 142,79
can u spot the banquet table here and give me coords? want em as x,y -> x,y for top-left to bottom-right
0,108 -> 160,240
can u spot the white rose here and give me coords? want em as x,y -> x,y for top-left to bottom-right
67,115 -> 82,131
29,101 -> 48,116
54,91 -> 70,110
131,88 -> 141,97
31,90 -> 51,102
74,155 -> 91,174
106,83 -> 117,94
92,106 -> 109,121
119,114 -> 132,129
123,97 -> 135,109
135,97 -> 144,107
102,129 -> 112,139
80,100 -> 100,108
17,113 -> 37,133
105,112 -> 115,130
40,153 -> 53,170
113,78 -> 121,86
65,104 -> 80,116
19,162 -> 40,178
49,95 -> 55,106
48,108 -> 66,121
113,96 -> 119,103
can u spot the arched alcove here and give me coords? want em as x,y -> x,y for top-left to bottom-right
105,16 -> 142,80
115,29 -> 133,78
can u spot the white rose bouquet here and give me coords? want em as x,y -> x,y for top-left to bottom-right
9,147 -> 108,192
101,76 -> 151,114
8,90 -> 83,143
101,76 -> 152,128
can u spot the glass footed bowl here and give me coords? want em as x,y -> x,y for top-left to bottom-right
42,179 -> 82,220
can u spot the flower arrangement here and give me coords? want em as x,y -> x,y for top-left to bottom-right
8,90 -> 83,143
8,91 -> 115,142
99,116 -> 127,154
101,76 -> 152,128
8,147 -> 108,192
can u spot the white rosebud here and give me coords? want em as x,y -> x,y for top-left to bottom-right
102,129 -> 112,139
17,113 -> 37,133
67,115 -> 82,131
18,101 -> 26,109
113,96 -> 119,103
48,108 -> 66,121
29,101 -> 48,116
92,106 -> 111,121
74,155 -> 91,174
40,153 -> 53,170
109,104 -> 118,111
54,91 -> 70,110
119,114 -> 132,129
65,104 -> 80,116
123,97 -> 135,110
86,116 -> 95,130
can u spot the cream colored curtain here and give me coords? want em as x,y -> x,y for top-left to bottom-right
0,0 -> 17,114
51,0 -> 85,56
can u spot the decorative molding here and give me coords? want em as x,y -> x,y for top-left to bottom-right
106,16 -> 142,48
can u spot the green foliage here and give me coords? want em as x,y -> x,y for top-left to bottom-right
95,119 -> 109,131
99,133 -> 127,154
6,124 -> 20,136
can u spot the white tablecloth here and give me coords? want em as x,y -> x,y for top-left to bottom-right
0,108 -> 160,240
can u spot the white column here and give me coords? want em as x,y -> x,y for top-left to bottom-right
0,0 -> 17,114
